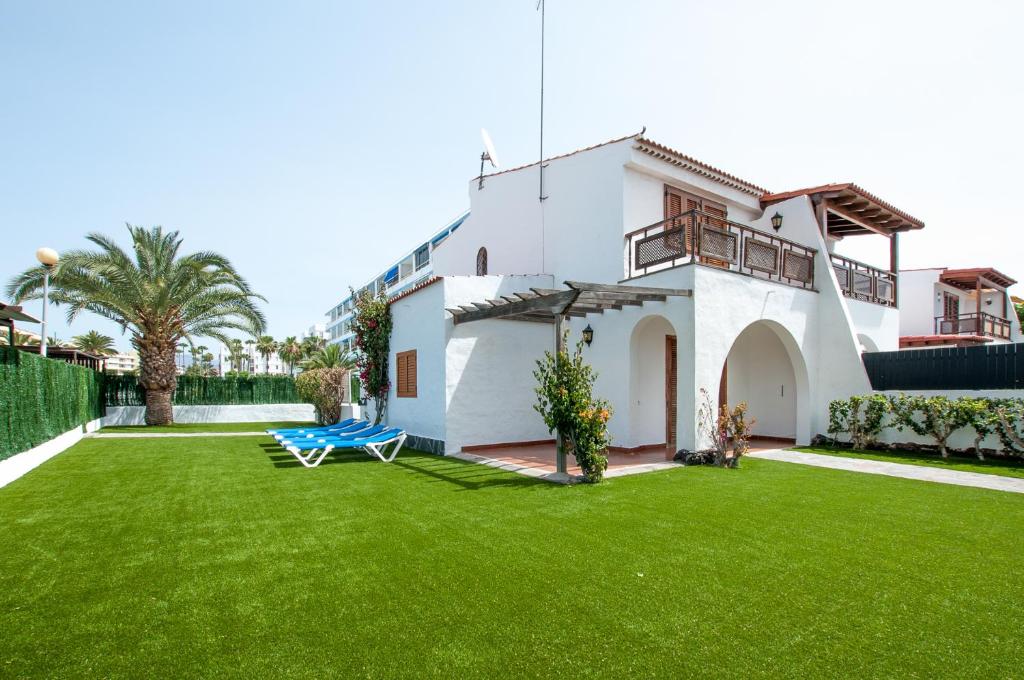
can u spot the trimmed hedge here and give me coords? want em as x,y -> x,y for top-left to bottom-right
103,374 -> 301,407
0,346 -> 104,461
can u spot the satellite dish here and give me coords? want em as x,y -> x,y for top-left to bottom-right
478,128 -> 501,189
481,128 -> 500,169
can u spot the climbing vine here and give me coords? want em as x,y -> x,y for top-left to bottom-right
351,288 -> 392,425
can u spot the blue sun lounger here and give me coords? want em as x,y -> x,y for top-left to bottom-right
270,420 -> 370,441
282,427 -> 407,468
267,418 -> 357,436
277,424 -> 386,447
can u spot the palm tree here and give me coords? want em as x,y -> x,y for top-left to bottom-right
255,335 -> 277,374
71,330 -> 116,355
228,338 -> 245,373
0,330 -> 38,347
300,334 -> 325,362
244,338 -> 256,373
302,343 -> 354,370
278,336 -> 302,376
6,225 -> 265,425
202,352 -> 215,376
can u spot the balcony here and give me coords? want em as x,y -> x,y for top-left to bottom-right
935,313 -> 1012,340
624,209 -> 816,291
830,254 -> 896,307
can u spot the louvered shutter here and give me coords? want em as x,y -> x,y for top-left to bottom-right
396,350 -> 417,398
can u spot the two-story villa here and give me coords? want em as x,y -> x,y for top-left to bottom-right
361,133 -> 927,459
897,267 -> 1020,348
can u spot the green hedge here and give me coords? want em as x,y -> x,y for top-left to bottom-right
0,347 -> 105,461
103,374 -> 301,407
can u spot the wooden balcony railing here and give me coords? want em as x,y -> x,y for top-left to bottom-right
935,313 -> 1012,340
624,209 -> 817,290
830,254 -> 896,307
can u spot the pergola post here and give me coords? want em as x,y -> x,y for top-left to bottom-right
889,233 -> 900,306
554,313 -> 566,475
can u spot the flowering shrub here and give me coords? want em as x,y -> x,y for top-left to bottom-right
695,387 -> 755,467
533,334 -> 611,482
351,289 -> 392,425
889,394 -> 972,459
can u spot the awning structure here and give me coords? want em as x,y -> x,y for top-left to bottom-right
446,281 -> 693,326
0,302 -> 40,324
940,267 -> 1017,292
761,183 -> 924,237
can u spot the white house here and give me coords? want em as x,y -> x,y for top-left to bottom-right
898,267 -> 1020,348
357,133 -> 929,458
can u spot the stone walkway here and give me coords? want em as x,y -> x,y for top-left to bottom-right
750,449 -> 1024,495
89,432 -> 267,438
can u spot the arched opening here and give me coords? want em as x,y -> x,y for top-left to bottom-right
720,321 -> 808,443
628,315 -> 678,451
857,333 -> 879,353
476,247 -> 488,275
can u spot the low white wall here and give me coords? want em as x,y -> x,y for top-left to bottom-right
0,418 -> 102,488
102,404 -> 315,426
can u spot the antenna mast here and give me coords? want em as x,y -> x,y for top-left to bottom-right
537,0 -> 547,202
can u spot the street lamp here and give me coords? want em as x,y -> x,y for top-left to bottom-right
35,247 -> 59,358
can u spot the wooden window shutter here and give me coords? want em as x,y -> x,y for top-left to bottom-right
396,350 -> 417,398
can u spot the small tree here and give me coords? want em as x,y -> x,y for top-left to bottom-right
889,394 -> 971,458
828,395 -> 889,449
533,334 -> 612,482
993,399 -> 1024,455
960,397 -> 998,460
720,401 -> 755,466
351,289 -> 392,425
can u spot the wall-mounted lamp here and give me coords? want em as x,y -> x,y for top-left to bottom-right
582,324 -> 594,346
771,212 -> 783,232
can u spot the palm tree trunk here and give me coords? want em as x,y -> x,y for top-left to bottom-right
139,338 -> 178,425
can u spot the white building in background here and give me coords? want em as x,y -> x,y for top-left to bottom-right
324,213 -> 468,352
898,267 -> 1021,348
104,350 -> 139,374
333,132 -> 940,457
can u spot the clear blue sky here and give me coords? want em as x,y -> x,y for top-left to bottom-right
2,1 -> 1021,350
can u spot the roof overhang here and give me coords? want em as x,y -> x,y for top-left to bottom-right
634,138 -> 768,197
446,281 -> 692,325
0,302 -> 40,324
761,183 -> 924,237
940,268 -> 1017,291
899,334 -> 992,348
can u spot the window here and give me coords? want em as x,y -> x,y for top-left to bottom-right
415,245 -> 430,270
943,292 -> 960,319
476,247 -> 488,275
396,350 -> 417,398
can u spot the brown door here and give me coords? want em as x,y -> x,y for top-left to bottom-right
718,361 -> 728,413
700,200 -> 731,269
665,335 -> 677,452
664,186 -> 700,256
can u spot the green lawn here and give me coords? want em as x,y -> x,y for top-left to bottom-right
795,445 -> 1024,479
102,420 -> 313,433
2,435 -> 1023,677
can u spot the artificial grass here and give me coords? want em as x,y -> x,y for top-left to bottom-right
1,438 -> 1023,678
795,445 -> 1024,479
101,421 -> 313,433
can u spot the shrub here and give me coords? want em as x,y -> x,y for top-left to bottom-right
720,401 -> 755,466
533,334 -> 611,483
889,394 -> 972,459
695,387 -> 754,468
696,388 -> 728,465
993,399 -> 1024,455
960,397 -> 999,460
828,395 -> 889,448
295,368 -> 350,425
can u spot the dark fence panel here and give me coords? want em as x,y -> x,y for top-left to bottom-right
863,343 -> 1024,390
103,374 -> 301,407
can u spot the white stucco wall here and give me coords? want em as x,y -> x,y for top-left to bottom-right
847,298 -> 900,351
442,275 -> 556,453
385,280 -> 448,443
0,418 -> 102,488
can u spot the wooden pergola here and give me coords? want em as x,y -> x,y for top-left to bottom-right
940,267 -> 1017,323
447,280 -> 693,475
0,301 -> 40,347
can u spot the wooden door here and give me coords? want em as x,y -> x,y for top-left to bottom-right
665,335 -> 677,450
718,361 -> 728,413
664,187 -> 700,256
700,201 -> 731,269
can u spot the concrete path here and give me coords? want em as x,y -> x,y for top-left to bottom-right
88,432 -> 267,438
750,449 -> 1024,495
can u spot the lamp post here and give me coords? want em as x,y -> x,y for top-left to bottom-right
35,247 -> 59,358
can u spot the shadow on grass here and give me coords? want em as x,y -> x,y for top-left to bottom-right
258,440 -> 548,490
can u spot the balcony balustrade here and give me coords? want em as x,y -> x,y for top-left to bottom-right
624,209 -> 816,291
829,254 -> 896,307
935,312 -> 1012,340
